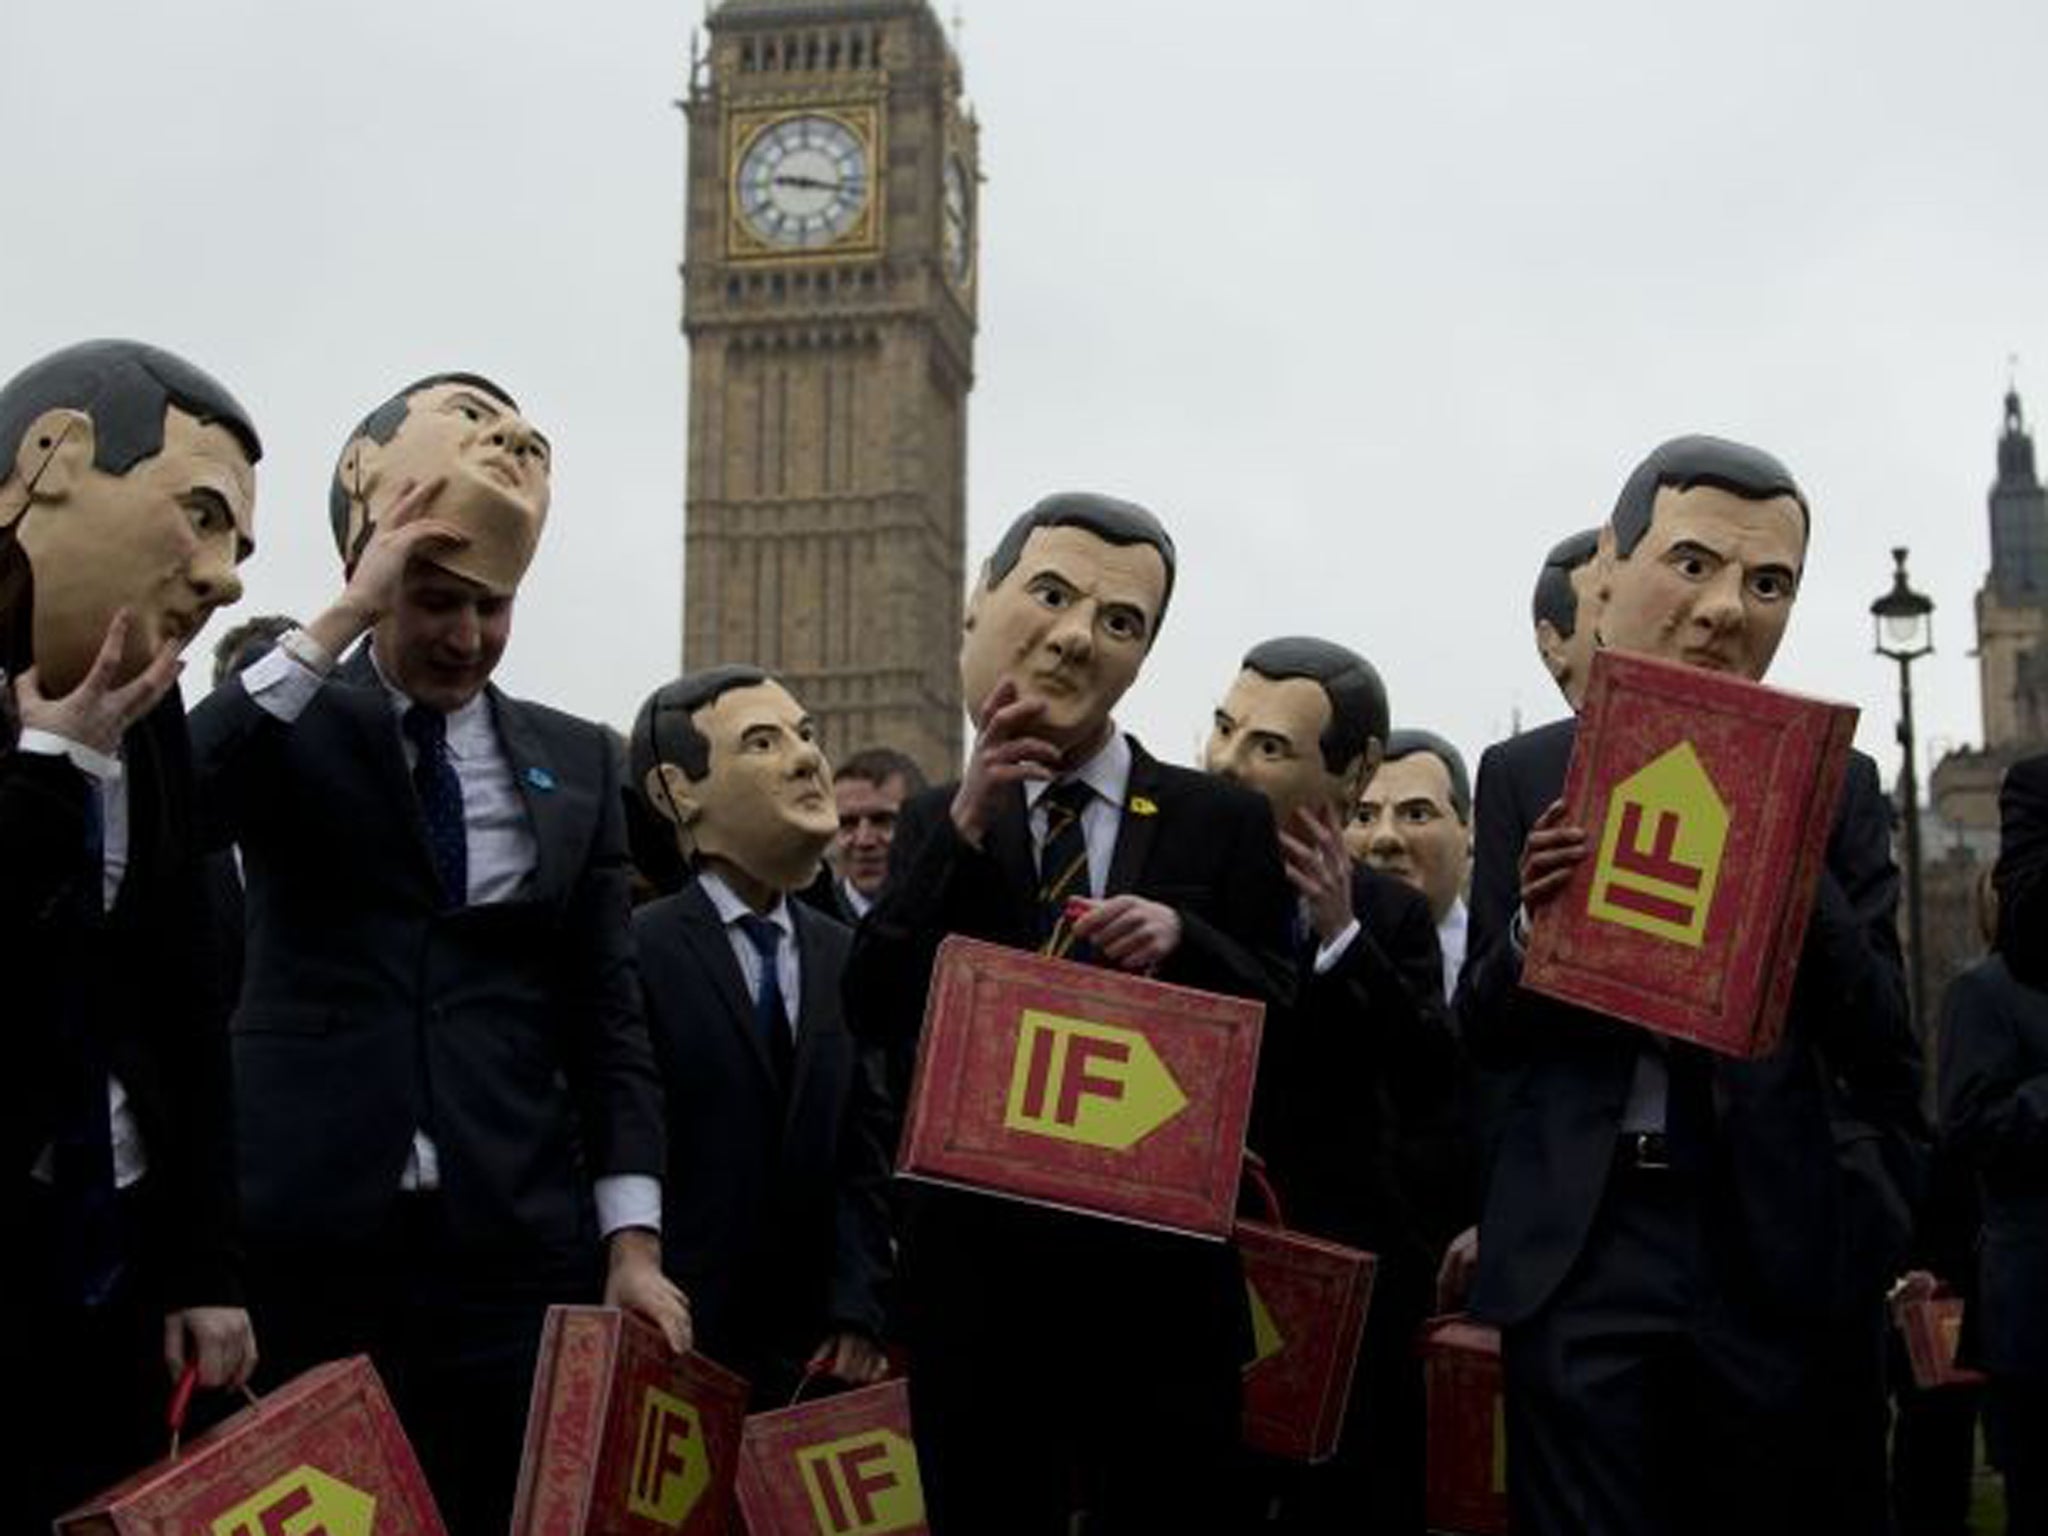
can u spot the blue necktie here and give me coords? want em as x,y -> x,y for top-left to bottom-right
404,705 -> 467,909
737,913 -> 795,1082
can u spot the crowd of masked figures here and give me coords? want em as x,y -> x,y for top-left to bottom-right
4,338 -> 2045,1536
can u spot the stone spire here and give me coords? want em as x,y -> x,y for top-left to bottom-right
1988,384 -> 2048,602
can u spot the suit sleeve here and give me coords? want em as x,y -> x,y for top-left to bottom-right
1995,753 -> 2048,989
1304,875 -> 1454,1108
828,1037 -> 897,1340
556,727 -> 665,1182
1157,788 -> 1297,1012
185,673 -> 292,854
1800,754 -> 1926,1152
1939,964 -> 2048,1180
844,789 -> 1004,1047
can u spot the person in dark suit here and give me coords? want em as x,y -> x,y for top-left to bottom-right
627,666 -> 892,1405
1943,754 -> 2048,1535
845,492 -> 1295,1535
188,373 -> 684,1536
2,339 -> 259,1525
1457,436 -> 1925,1536
1203,636 -> 1452,1534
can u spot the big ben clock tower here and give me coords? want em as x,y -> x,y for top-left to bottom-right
680,0 -> 978,779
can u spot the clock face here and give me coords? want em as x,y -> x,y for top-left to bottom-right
735,114 -> 871,250
942,154 -> 972,286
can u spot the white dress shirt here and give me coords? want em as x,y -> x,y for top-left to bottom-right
1438,897 -> 1469,1003
1023,727 -> 1132,896
697,869 -> 803,1035
240,635 -> 658,1235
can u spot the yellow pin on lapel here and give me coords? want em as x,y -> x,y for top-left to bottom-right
1128,795 -> 1158,816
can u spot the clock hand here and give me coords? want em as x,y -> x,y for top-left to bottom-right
772,172 -> 842,191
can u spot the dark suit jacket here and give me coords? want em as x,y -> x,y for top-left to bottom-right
636,879 -> 890,1393
1995,751 -> 2048,989
1457,718 -> 1925,1327
188,649 -> 662,1270
1255,865 -> 1456,1282
3,542 -> 239,1308
843,737 -> 1296,1351
3,694 -> 241,1310
1938,953 -> 2048,1379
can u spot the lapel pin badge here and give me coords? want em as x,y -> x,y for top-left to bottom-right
1128,794 -> 1158,816
524,766 -> 557,792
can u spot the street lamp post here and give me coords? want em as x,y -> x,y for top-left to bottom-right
1871,546 -> 1935,1031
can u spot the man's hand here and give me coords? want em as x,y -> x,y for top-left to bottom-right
303,478 -> 466,659
163,1306 -> 257,1390
1072,894 -> 1182,973
13,609 -> 181,757
1436,1226 -> 1479,1314
604,1228 -> 692,1354
807,1331 -> 889,1386
1518,799 -> 1588,912
950,679 -> 1060,847
1279,803 -> 1355,943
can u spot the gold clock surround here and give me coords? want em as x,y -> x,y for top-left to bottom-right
726,103 -> 884,262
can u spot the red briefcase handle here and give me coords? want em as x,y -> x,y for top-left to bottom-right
166,1360 -> 260,1458
1241,1150 -> 1287,1229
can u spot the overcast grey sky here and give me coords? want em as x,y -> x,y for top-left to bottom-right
6,0 -> 2045,794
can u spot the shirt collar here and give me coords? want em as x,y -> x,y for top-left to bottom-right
698,867 -> 794,936
1024,726 -> 1133,816
369,646 -> 492,759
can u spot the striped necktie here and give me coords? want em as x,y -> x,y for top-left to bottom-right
1036,778 -> 1096,945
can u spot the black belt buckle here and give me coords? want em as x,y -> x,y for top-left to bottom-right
1620,1130 -> 1672,1173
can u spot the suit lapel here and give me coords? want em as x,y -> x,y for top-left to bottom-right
336,648 -> 443,896
677,881 -> 784,1091
489,688 -> 564,900
1105,739 -> 1164,897
784,905 -> 836,1138
988,784 -> 1041,929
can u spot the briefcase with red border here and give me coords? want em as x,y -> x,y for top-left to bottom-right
1897,1295 -> 1988,1391
734,1379 -> 926,1535
58,1355 -> 445,1536
1421,1315 -> 1507,1536
898,935 -> 1265,1239
1236,1219 -> 1376,1463
1522,649 -> 1858,1059
510,1305 -> 750,1536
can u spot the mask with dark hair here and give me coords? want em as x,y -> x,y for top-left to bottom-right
632,667 -> 837,893
0,339 -> 258,691
330,373 -> 549,596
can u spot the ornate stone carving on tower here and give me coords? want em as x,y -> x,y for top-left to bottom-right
1924,386 -> 2048,1014
680,0 -> 978,781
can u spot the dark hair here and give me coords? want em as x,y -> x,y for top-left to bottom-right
0,339 -> 261,489
211,613 -> 297,688
327,371 -> 519,564
630,664 -> 773,792
1240,635 -> 1389,774
834,745 -> 928,796
982,492 -> 1177,635
1531,528 -> 1600,638
1383,728 -> 1471,823
1610,435 -> 1809,558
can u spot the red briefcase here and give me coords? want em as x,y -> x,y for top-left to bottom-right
1235,1158 -> 1376,1464
898,935 -> 1265,1238
58,1355 -> 445,1536
510,1305 -> 751,1536
1896,1294 -> 1988,1391
1421,1314 -> 1508,1536
1522,650 -> 1858,1059
735,1378 -> 926,1535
